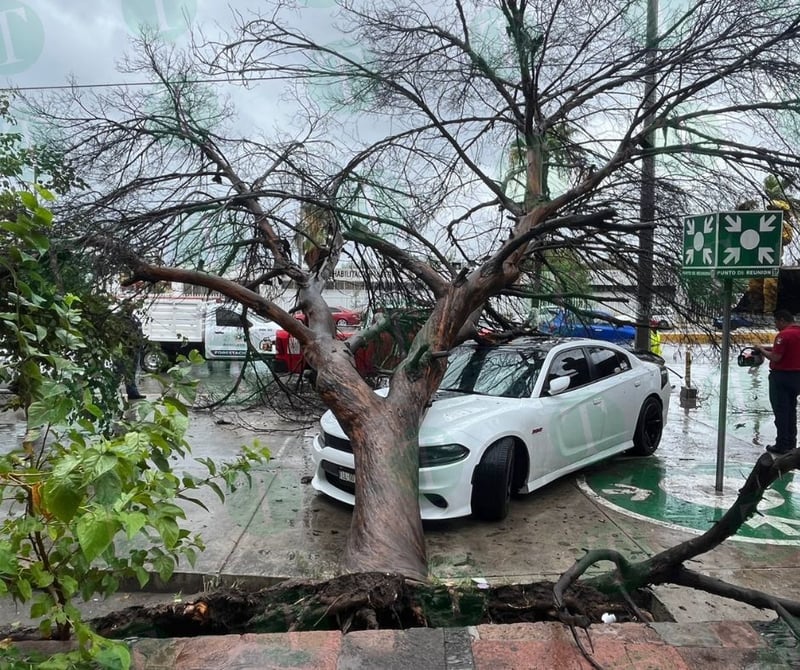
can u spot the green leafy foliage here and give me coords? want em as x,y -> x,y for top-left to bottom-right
0,192 -> 272,667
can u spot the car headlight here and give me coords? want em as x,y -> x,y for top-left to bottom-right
419,444 -> 470,467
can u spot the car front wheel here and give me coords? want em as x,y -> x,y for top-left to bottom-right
336,318 -> 348,326
471,438 -> 515,521
631,397 -> 663,456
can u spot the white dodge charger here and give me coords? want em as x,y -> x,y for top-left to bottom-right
311,337 -> 671,521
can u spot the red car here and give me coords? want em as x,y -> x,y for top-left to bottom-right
329,306 -> 361,326
295,306 -> 362,327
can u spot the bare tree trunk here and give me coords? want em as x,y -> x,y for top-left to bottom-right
344,412 -> 427,580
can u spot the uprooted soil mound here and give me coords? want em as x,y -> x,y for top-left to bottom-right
69,572 -> 658,640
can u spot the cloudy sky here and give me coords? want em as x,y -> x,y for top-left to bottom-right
4,2 -> 220,86
0,0 -> 361,147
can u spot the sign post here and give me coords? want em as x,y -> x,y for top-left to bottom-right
682,210 -> 783,491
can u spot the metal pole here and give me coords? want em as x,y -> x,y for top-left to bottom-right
635,0 -> 659,351
715,278 -> 733,491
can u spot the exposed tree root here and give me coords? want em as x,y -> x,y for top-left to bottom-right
553,449 -> 800,669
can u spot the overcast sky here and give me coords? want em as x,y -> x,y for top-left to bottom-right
0,1 -> 350,141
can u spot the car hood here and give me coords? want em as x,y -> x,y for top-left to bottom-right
320,388 -> 519,446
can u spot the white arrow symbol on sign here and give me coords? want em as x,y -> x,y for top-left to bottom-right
686,220 -> 695,236
685,249 -> 694,263
724,248 -> 741,264
724,214 -> 742,232
703,249 -> 712,264
704,216 -> 714,233
760,214 -> 778,233
601,484 -> 652,502
745,515 -> 800,536
759,248 -> 775,264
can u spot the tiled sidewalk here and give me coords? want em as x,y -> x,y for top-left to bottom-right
128,620 -> 799,669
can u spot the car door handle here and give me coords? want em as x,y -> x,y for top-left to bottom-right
634,380 -> 642,387
593,398 -> 602,405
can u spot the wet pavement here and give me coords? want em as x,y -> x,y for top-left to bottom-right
4,342 -> 800,667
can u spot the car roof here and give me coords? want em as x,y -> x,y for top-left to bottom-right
456,335 -> 621,355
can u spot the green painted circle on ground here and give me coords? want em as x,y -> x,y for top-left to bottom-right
581,458 -> 800,545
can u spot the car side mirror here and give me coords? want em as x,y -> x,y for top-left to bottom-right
547,376 -> 571,396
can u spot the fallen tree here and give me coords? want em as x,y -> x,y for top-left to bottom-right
12,4 -> 800,661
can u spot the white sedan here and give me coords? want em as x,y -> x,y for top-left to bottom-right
311,337 -> 671,521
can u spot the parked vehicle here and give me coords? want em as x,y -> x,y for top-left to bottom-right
650,313 -> 674,329
138,297 -> 279,372
539,309 -> 636,344
311,336 -> 670,521
276,306 -> 426,376
329,306 -> 362,326
295,306 -> 362,327
712,314 -> 755,330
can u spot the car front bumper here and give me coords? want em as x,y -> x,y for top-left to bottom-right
310,432 -> 474,520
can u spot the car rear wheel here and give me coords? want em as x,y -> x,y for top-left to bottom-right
631,397 -> 663,456
141,346 -> 169,373
471,438 -> 515,521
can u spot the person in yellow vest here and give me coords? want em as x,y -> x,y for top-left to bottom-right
739,185 -> 796,314
650,324 -> 663,356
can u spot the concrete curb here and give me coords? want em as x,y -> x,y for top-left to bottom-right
124,620 -> 800,669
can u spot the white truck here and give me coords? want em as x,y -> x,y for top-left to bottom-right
137,296 -> 279,372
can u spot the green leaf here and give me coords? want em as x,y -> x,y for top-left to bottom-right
76,510 -> 118,562
133,565 -> 150,588
93,453 -> 119,478
18,190 -> 37,210
162,395 -> 189,416
121,511 -> 148,540
207,480 -> 225,503
0,541 -> 18,574
59,574 -> 79,598
152,553 -> 175,582
26,399 -> 60,427
0,221 -> 31,238
154,516 -> 181,549
93,639 -> 132,670
151,451 -> 171,472
93,471 -> 123,505
182,546 -> 197,568
42,477 -> 83,523
17,577 -> 32,601
33,205 -> 54,226
30,562 -> 55,588
29,595 -> 53,619
177,493 -> 209,512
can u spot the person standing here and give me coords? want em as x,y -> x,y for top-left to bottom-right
112,303 -> 146,401
757,309 -> 800,454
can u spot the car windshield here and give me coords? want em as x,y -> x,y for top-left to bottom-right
439,345 -> 548,398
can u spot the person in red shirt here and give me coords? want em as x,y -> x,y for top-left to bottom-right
757,309 -> 800,454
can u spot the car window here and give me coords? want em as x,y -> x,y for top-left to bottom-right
216,308 -> 250,328
587,345 -> 630,379
440,346 -> 547,398
547,349 -> 592,390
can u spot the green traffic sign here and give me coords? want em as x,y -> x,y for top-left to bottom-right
683,213 -> 717,274
682,210 -> 783,278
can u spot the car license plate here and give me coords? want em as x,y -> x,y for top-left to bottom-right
339,469 -> 356,484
